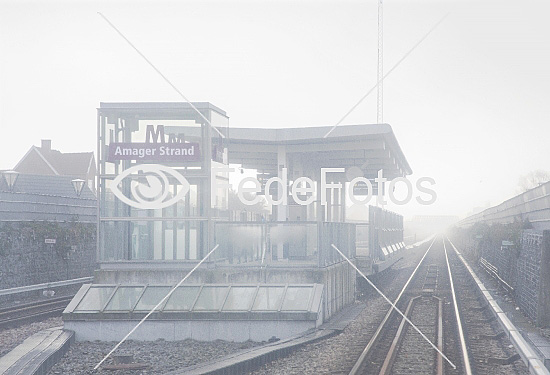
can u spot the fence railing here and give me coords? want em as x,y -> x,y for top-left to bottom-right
459,181 -> 550,230
0,277 -> 94,297
214,221 -> 356,268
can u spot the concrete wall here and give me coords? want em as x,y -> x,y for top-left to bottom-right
0,221 -> 96,292
65,319 -> 318,342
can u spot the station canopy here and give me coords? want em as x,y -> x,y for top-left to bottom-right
224,123 -> 412,180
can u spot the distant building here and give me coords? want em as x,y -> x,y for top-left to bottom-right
0,173 -> 96,222
14,139 -> 96,193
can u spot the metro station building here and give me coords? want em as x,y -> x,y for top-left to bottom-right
64,102 -> 411,341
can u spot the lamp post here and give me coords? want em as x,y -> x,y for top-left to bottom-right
71,179 -> 85,197
2,170 -> 19,192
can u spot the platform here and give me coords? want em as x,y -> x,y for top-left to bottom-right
0,327 -> 73,375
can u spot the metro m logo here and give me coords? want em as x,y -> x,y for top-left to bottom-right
145,125 -> 186,143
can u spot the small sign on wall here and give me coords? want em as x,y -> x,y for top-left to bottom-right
44,238 -> 56,244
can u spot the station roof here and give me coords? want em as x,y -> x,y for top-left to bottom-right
224,123 -> 412,179
98,102 -> 228,117
97,102 -> 412,179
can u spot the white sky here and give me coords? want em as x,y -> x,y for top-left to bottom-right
1,0 -> 549,219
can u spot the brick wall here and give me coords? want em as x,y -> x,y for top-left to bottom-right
452,224 -> 550,326
516,230 -> 543,322
0,221 -> 96,290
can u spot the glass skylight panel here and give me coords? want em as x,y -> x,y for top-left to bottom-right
193,286 -> 229,311
222,287 -> 257,311
134,286 -> 172,311
74,286 -> 116,312
251,287 -> 285,311
281,287 -> 312,311
104,287 -> 144,311
163,286 -> 201,311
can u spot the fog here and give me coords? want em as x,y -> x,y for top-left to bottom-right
1,0 -> 549,219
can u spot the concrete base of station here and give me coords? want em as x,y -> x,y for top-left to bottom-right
65,319 -> 320,343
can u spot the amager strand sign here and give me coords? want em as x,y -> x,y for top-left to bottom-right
107,125 -> 201,162
108,142 -> 200,162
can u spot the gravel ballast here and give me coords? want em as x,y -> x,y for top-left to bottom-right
248,245 -> 428,375
48,339 -> 261,374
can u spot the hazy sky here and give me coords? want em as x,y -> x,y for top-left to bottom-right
1,0 -> 549,219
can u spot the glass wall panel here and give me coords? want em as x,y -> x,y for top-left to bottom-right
215,223 -> 265,264
104,287 -> 144,311
270,223 -> 317,261
75,287 -> 116,312
281,287 -> 312,311
222,287 -> 257,311
134,286 -> 172,311
252,287 -> 285,311
101,220 -> 205,260
164,286 -> 201,311
193,286 -> 229,311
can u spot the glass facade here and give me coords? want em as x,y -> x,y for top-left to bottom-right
97,103 -> 229,262
96,103 -> 357,267
69,284 -> 319,314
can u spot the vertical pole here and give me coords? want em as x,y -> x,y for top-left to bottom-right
276,145 -> 287,260
377,0 -> 384,124
204,111 -> 213,259
96,111 -> 101,263
276,145 -> 287,221
341,181 -> 346,222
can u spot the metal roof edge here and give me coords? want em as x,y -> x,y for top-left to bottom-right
98,102 -> 228,117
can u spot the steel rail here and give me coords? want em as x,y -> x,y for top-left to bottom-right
0,296 -> 73,329
378,296 -> 444,375
443,238 -> 474,375
348,236 -> 437,375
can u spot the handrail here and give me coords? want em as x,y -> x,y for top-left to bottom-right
0,277 -> 93,297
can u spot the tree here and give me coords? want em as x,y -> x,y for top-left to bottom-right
517,170 -> 550,193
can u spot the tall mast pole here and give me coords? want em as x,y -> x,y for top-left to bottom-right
377,0 -> 384,124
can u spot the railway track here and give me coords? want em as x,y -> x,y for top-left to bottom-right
349,236 -> 528,375
0,296 -> 73,329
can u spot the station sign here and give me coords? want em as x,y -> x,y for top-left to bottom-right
108,142 -> 200,162
107,124 -> 200,162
